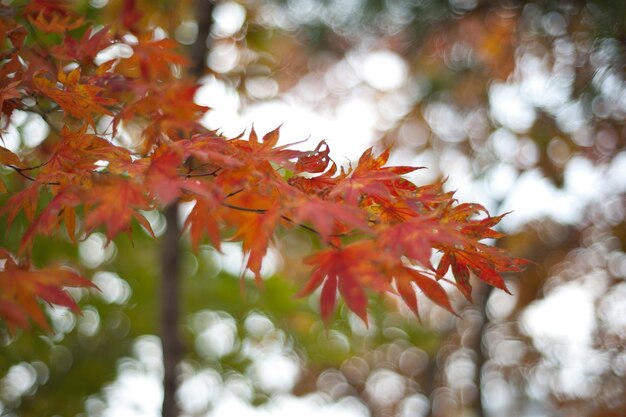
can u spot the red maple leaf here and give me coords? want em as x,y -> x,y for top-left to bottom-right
0,249 -> 95,332
51,26 -> 113,65
299,242 -> 386,324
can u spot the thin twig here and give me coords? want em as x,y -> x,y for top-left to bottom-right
13,160 -> 51,172
225,189 -> 243,198
185,170 -> 220,178
186,164 -> 221,178
221,202 -> 266,214
6,165 -> 37,182
5,165 -> 61,185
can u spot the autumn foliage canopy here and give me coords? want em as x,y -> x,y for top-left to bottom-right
0,0 -> 525,334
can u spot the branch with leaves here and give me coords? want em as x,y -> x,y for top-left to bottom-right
0,0 -> 526,334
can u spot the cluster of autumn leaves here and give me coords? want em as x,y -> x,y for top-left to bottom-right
0,0 -> 525,333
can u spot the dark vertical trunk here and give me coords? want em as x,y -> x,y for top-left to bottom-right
471,283 -> 493,417
191,0 -> 215,77
160,203 -> 183,417
160,2 -> 215,417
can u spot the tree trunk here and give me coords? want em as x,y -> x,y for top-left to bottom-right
159,2 -> 215,417
191,0 -> 215,78
160,203 -> 183,417
470,282 -> 493,417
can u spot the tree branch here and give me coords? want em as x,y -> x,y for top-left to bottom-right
6,165 -> 37,182
5,164 -> 60,185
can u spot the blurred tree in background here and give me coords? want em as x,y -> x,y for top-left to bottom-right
1,1 -> 625,417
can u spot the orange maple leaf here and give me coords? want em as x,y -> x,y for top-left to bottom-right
229,204 -> 282,285
288,162 -> 341,197
84,177 -> 153,240
20,188 -> 81,253
116,83 -> 208,149
1,183 -> 41,229
330,148 -> 420,204
0,146 -> 23,168
289,196 -> 368,241
117,35 -> 188,81
37,126 -> 134,184
25,0 -> 85,33
33,69 -> 116,127
145,146 -> 184,205
184,193 -> 224,252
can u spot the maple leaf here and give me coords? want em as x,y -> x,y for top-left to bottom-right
460,213 -> 508,240
0,22 -> 26,56
0,146 -> 22,168
229,204 -> 282,285
0,81 -> 22,122
118,35 -> 188,81
84,177 -> 153,240
380,216 -> 459,271
25,0 -> 85,33
393,266 -> 455,319
330,148 -> 420,204
363,195 -> 418,224
435,244 -> 527,302
184,195 -> 223,251
427,205 -> 527,300
145,144 -> 225,205
145,146 -> 184,205
440,203 -> 508,240
37,126 -> 134,184
450,254 -> 473,302
120,0 -> 143,32
209,128 -> 305,203
294,140 -> 331,174
1,182 -> 41,229
411,178 -> 455,210
51,26 -> 113,64
229,126 -> 305,175
175,134 -> 243,171
116,83 -> 209,149
20,188 -> 81,253
288,162 -> 341,197
0,250 -> 95,332
33,69 -> 116,127
299,242 -> 388,324
289,196 -> 368,241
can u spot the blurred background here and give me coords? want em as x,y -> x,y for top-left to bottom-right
1,0 -> 625,416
